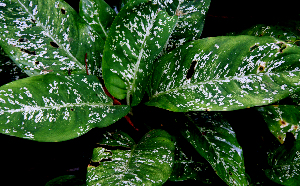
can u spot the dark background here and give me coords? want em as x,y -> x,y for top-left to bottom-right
1,0 -> 300,185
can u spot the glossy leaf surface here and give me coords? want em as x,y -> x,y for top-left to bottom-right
79,0 -> 116,41
102,0 -> 177,106
157,0 -> 211,51
181,112 -> 247,185
169,135 -> 218,183
265,142 -> 300,185
146,35 -> 300,112
0,74 -> 130,142
0,0 -> 103,76
256,105 -> 300,144
87,129 -> 175,185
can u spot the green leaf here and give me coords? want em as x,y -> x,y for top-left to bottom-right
146,35 -> 300,112
169,135 -> 218,183
0,46 -> 28,86
102,1 -> 178,106
265,142 -> 300,185
87,129 -> 175,185
158,0 -> 211,51
256,105 -> 300,144
0,0 -> 104,76
227,22 -> 300,46
79,0 -> 117,41
0,74 -> 130,142
181,112 -> 247,185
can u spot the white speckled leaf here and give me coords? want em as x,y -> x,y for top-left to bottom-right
87,129 -> 175,186
265,142 -> 300,185
181,112 -> 247,185
0,0 -> 104,76
146,35 -> 300,112
0,74 -> 130,142
256,105 -> 300,144
0,46 -> 28,86
228,22 -> 300,46
102,0 -> 178,106
169,135 -> 217,183
79,0 -> 116,41
155,0 -> 211,51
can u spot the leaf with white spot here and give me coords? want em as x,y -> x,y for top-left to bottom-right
156,0 -> 211,51
0,0 -> 104,76
265,142 -> 300,185
169,135 -> 218,183
86,129 -> 175,185
0,74 -> 130,142
79,0 -> 116,41
227,22 -> 300,46
180,112 -> 247,185
256,105 -> 300,144
0,46 -> 28,86
146,35 -> 300,112
102,0 -> 178,106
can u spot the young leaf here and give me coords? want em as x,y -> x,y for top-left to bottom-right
87,129 -> 175,185
146,35 -> 300,112
0,0 -> 104,76
265,142 -> 300,185
181,112 -> 247,185
157,0 -> 211,51
102,1 -> 178,106
256,105 -> 300,144
0,74 -> 130,142
79,0 -> 117,41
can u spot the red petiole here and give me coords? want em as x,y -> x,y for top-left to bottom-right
85,53 -> 138,131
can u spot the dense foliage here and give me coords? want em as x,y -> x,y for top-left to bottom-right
1,0 -> 300,185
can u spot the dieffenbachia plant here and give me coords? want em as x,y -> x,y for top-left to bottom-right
1,0 -> 300,185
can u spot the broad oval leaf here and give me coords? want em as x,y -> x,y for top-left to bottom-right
265,142 -> 300,185
256,105 -> 300,144
87,129 -> 175,185
79,0 -> 116,41
102,1 -> 178,106
0,0 -> 104,76
0,74 -> 130,142
181,112 -> 247,185
146,35 -> 300,112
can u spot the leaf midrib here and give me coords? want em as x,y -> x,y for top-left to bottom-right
128,7 -> 158,104
1,102 -> 113,114
150,70 -> 299,99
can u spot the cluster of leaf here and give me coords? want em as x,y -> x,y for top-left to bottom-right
1,0 -> 300,185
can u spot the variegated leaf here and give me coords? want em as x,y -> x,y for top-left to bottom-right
79,0 -> 116,41
146,35 -> 300,112
0,0 -> 104,76
155,0 -> 211,51
256,105 -> 300,144
181,112 -> 247,185
265,142 -> 300,185
0,46 -> 28,86
0,74 -> 130,142
102,0 -> 178,106
87,129 -> 175,185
